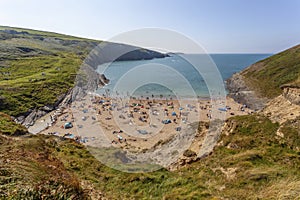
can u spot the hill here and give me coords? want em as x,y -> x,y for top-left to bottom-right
227,44 -> 300,110
0,26 -> 166,122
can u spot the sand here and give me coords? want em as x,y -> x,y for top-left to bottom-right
37,95 -> 252,152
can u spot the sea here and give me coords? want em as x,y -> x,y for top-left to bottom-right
96,54 -> 271,99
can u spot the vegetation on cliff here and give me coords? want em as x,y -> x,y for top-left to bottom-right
0,26 -> 97,116
241,44 -> 300,98
0,114 -> 299,199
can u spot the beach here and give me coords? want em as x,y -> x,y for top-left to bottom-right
35,94 -> 252,153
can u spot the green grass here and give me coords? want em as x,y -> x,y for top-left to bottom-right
0,112 -> 27,136
0,25 -> 99,42
0,53 -> 82,116
242,44 -> 300,98
52,115 -> 300,199
0,114 -> 299,199
0,26 -> 97,116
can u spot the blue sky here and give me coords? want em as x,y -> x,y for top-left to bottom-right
1,0 -> 300,53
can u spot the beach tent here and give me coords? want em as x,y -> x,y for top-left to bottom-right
172,111 -> 177,116
218,107 -> 227,112
137,130 -> 148,134
162,119 -> 172,124
64,122 -> 73,129
179,107 -> 184,110
175,127 -> 181,131
117,135 -> 123,140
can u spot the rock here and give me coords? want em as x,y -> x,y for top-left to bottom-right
99,74 -> 109,85
282,86 -> 300,105
41,105 -> 53,111
226,73 -> 268,110
22,109 -> 47,128
183,149 -> 197,157
16,116 -> 25,124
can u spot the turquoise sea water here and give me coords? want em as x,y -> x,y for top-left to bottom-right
96,54 -> 271,98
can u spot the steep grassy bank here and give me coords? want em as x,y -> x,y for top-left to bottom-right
0,26 -> 97,117
1,114 -> 299,199
241,44 -> 300,99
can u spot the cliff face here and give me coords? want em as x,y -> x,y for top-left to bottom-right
282,86 -> 300,105
262,86 -> 300,124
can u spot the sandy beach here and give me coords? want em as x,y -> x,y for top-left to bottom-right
36,94 -> 252,153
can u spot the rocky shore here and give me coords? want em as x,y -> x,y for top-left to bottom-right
226,73 -> 268,111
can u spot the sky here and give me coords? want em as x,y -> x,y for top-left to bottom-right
1,0 -> 300,53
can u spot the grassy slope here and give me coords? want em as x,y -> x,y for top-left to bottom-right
0,26 -> 98,116
241,44 -> 300,98
0,112 -> 27,136
0,26 -> 98,41
1,114 -> 299,199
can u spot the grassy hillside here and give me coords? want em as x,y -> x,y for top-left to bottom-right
241,44 -> 300,98
0,112 -> 27,136
0,26 -> 165,117
0,114 -> 299,199
0,26 -> 98,116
